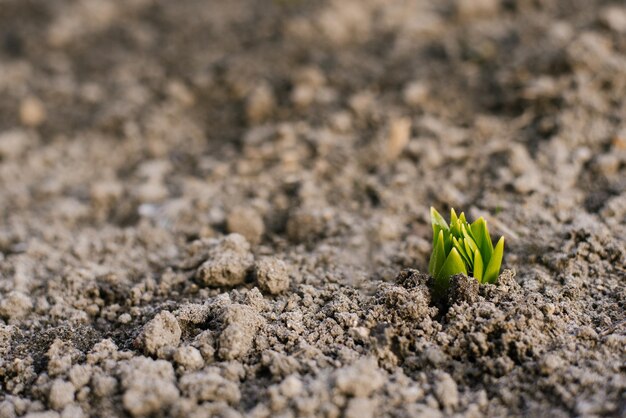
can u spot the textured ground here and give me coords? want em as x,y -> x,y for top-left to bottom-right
1,0 -> 625,417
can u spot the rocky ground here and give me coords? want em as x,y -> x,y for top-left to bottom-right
1,0 -> 625,417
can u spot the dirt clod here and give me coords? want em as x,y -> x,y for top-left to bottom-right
196,234 -> 254,287
135,311 -> 182,357
254,257 -> 290,295
1,1 -> 624,417
447,274 -> 479,306
226,207 -> 265,245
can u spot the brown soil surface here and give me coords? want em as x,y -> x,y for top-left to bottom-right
1,1 -> 625,417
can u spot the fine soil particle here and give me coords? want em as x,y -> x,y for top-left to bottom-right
1,1 -> 625,417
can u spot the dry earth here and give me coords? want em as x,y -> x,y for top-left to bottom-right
1,0 -> 625,417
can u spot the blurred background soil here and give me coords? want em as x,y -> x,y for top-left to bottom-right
0,1 -> 625,417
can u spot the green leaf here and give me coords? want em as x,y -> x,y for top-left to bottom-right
453,237 -> 472,267
430,207 -> 449,234
473,248 -> 484,283
483,236 -> 504,283
436,248 -> 467,280
450,209 -> 461,236
461,224 -> 478,253
428,229 -> 446,277
471,217 -> 493,263
450,208 -> 458,226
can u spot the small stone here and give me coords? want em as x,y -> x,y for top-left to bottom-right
49,380 -> 75,410
19,96 -> 46,127
0,291 -> 33,320
456,0 -> 499,19
135,180 -> 168,203
433,372 -> 458,411
246,82 -> 276,123
60,405 -> 83,418
278,375 -> 303,398
291,84 -> 315,108
577,326 -> 598,340
600,6 -> 626,33
286,207 -> 328,243
120,357 -> 179,417
293,67 -> 326,88
447,274 -> 479,306
179,372 -> 241,404
47,343 -> 73,376
383,117 -> 411,162
118,313 -> 132,324
69,365 -> 92,389
135,311 -> 181,356
23,412 -> 60,418
345,398 -> 375,418
0,400 -> 15,418
330,111 -> 352,133
91,374 -> 117,398
167,80 -> 195,107
173,346 -> 204,371
226,207 -> 265,245
595,154 -> 620,177
334,357 -> 384,397
218,304 -> 264,360
539,353 -> 563,375
403,81 -> 428,107
193,330 -> 216,361
86,339 -> 119,365
90,181 -> 124,207
0,129 -> 32,160
254,257 -> 290,295
197,234 -> 254,287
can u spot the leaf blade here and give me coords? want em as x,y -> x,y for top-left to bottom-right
430,207 -> 449,234
453,237 -> 472,268
436,247 -> 467,280
429,229 -> 447,277
473,248 -> 484,283
471,217 -> 493,263
483,236 -> 504,283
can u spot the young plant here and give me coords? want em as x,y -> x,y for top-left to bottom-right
428,207 -> 504,292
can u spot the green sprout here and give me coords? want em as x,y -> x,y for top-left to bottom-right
428,207 -> 504,292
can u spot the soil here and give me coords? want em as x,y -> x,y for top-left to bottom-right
1,0 -> 625,417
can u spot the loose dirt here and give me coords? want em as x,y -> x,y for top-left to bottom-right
1,1 -> 625,417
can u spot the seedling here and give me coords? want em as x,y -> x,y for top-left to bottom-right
428,207 -> 504,292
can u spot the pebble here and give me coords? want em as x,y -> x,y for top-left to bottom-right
254,257 -> 290,295
120,357 -> 179,417
19,97 -> 46,127
135,311 -> 181,356
334,357 -> 384,397
197,234 -> 254,287
49,380 -> 75,411
173,346 -> 204,371
383,117 -> 411,162
226,207 -> 265,245
60,405 -> 83,418
68,365 -> 92,390
218,304 -> 264,360
456,0 -> 499,19
539,353 -> 563,375
179,372 -> 241,404
246,82 -> 276,123
0,129 -> 32,160
0,291 -> 33,320
344,398 -> 375,418
118,313 -> 132,324
403,81 -> 428,107
433,372 -> 458,411
600,6 -> 626,33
